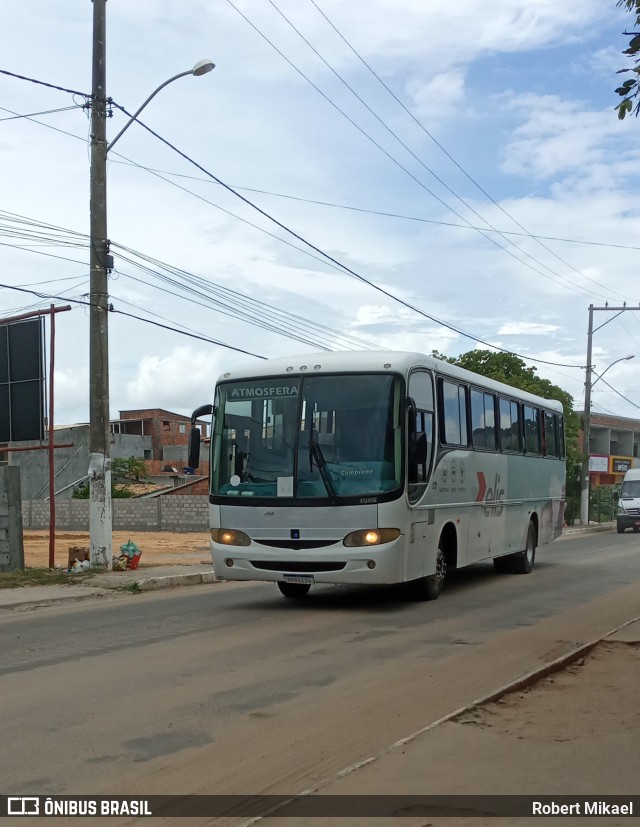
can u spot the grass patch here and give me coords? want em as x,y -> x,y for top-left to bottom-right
0,568 -> 96,589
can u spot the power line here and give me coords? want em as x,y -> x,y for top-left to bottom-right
225,0 -> 612,303
0,100 -> 602,370
305,0 -> 627,303
113,102 -> 585,369
0,280 -> 266,358
108,158 -> 640,254
0,210 -> 384,353
599,376 -> 640,410
0,105 -> 80,122
0,68 -> 91,100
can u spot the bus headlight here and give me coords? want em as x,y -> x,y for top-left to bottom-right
211,528 -> 251,546
343,528 -> 401,547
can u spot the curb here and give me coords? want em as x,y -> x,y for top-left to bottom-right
135,571 -> 219,591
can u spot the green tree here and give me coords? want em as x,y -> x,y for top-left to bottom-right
614,0 -> 640,119
437,350 -> 581,520
112,456 -> 149,482
72,456 -> 148,499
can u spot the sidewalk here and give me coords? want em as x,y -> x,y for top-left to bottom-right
0,563 -> 220,610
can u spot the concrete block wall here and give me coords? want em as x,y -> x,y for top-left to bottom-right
22,496 -> 209,532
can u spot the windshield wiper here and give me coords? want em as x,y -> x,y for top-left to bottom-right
308,429 -> 337,502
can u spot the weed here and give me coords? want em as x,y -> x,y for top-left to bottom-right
0,567 -> 96,589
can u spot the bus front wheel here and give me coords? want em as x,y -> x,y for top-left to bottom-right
277,581 -> 311,599
407,545 -> 446,601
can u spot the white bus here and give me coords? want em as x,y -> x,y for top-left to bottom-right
189,351 -> 566,600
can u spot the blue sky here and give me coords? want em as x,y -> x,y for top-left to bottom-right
1,0 -> 640,424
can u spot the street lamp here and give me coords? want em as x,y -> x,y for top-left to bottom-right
89,0 -> 214,568
580,353 -> 635,526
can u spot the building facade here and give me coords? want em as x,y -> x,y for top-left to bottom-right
584,412 -> 640,488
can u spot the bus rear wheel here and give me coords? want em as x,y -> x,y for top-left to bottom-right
277,581 -> 311,599
493,521 -> 536,574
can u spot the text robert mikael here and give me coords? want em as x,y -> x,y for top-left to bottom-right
533,800 -> 633,816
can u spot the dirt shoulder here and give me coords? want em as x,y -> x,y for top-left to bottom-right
263,631 -> 640,826
22,530 -> 211,569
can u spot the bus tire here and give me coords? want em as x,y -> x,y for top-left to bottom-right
494,522 -> 536,574
407,544 -> 446,601
511,521 -> 536,574
617,523 -> 626,534
277,581 -> 311,599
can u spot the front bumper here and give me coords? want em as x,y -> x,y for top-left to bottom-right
210,536 -> 406,585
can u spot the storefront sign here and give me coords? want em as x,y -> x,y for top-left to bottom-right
610,456 -> 633,474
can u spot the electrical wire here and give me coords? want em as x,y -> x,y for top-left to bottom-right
306,0 -> 629,303
0,68 -> 91,100
82,158 -> 640,253
0,281 -> 266,358
225,0 -> 613,303
0,105 -> 80,122
113,102 -> 586,369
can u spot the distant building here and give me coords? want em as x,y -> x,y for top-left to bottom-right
115,408 -> 209,478
580,411 -> 640,487
0,408 -> 210,499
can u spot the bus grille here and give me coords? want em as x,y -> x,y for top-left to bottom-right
255,540 -> 336,550
250,561 -> 347,573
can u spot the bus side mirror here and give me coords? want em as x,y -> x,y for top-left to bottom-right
613,491 -> 619,503
188,403 -> 214,470
188,427 -> 201,469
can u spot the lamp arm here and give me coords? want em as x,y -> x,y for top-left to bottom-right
107,69 -> 192,152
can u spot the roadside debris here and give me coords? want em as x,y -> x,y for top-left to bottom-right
115,540 -> 142,571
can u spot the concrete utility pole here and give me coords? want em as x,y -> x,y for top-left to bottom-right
580,303 -> 638,527
89,0 -> 112,568
580,306 -> 594,528
87,0 -> 214,569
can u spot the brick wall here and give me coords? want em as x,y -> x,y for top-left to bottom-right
22,495 -> 209,532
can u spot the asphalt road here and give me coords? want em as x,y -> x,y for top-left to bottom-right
2,529 -> 639,812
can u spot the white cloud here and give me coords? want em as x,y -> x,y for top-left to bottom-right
498,321 -> 559,335
405,71 -> 467,123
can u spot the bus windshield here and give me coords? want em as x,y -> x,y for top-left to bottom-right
211,373 -> 403,500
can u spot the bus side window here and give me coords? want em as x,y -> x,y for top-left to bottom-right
499,397 -> 522,452
471,389 -> 496,451
524,405 -> 541,454
544,411 -> 559,457
439,379 -> 468,447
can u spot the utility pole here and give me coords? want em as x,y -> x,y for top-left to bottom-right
87,0 -> 212,568
89,0 -> 112,569
580,305 -> 594,526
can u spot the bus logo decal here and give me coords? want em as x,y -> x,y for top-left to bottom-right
476,471 -> 505,516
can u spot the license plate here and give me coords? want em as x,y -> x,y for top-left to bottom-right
283,574 -> 314,585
